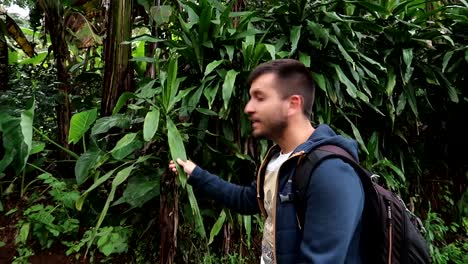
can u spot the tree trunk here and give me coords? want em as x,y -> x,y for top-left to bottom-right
101,0 -> 134,116
160,171 -> 178,264
0,32 -> 8,91
39,0 -> 71,152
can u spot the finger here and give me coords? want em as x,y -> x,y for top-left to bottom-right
176,158 -> 185,166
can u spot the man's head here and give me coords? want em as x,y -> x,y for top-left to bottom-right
247,59 -> 315,117
244,59 -> 315,139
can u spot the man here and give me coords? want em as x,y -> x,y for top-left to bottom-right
169,59 -> 364,263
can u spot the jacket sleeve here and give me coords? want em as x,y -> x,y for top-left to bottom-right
187,166 -> 260,215
298,158 -> 364,263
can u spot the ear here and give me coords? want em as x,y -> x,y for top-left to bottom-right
288,95 -> 303,115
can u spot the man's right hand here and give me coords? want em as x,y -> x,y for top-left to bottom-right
168,158 -> 197,177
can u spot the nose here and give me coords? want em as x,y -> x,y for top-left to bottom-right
244,99 -> 254,114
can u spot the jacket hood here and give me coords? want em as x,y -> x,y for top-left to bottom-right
294,124 -> 360,161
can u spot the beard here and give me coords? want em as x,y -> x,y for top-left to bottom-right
252,116 -> 288,140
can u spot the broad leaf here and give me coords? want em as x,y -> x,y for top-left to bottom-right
113,92 -> 137,114
110,133 -> 143,160
76,168 -> 118,211
166,117 -> 188,187
20,99 -> 34,159
290,25 -> 302,55
91,115 -> 132,135
143,108 -> 161,141
75,148 -> 105,185
69,108 -> 98,144
112,173 -> 160,209
222,70 -> 239,110
204,60 -> 223,77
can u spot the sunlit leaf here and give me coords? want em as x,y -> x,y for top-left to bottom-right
68,108 -> 98,144
20,99 -> 34,158
265,44 -> 276,60
204,60 -> 223,77
143,108 -> 160,141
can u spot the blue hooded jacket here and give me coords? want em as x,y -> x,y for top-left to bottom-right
188,124 -> 364,263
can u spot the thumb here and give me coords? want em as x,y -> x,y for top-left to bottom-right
176,158 -> 185,167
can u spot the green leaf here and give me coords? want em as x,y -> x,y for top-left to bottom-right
329,35 -> 354,65
203,83 -> 219,109
110,133 -> 143,160
112,165 -> 135,187
290,25 -> 302,55
224,45 -> 234,62
187,185 -> 206,238
17,222 -> 30,244
166,117 -> 188,187
30,141 -> 45,155
143,108 -> 160,142
20,98 -> 34,158
386,68 -> 397,96
91,115 -> 131,135
76,168 -> 117,211
137,79 -> 158,99
112,173 -> 160,209
244,215 -> 252,248
442,51 -> 453,73
339,109 -> 368,154
113,92 -> 137,114
208,210 -> 226,244
332,64 -> 357,98
68,108 -> 98,144
75,148 -> 105,185
402,48 -> 413,68
164,57 -> 180,112
150,5 -> 173,25
196,108 -> 218,116
265,44 -> 276,60
204,60 -> 223,77
89,165 -> 135,250
299,52 -> 310,67
222,70 -> 239,110
312,73 -> 327,92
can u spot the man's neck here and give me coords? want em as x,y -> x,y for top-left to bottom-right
274,119 -> 315,154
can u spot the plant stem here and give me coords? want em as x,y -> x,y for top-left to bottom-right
33,127 -> 79,159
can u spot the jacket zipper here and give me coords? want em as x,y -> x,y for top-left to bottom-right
271,150 -> 305,263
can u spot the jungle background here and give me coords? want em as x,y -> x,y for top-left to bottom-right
0,0 -> 467,263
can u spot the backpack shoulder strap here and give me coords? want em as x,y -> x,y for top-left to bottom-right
294,145 -> 369,229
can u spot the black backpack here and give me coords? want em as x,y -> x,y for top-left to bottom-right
293,145 -> 431,264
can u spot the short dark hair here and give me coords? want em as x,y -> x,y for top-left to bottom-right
247,59 -> 315,117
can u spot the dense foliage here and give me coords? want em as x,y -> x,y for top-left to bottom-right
1,0 -> 467,263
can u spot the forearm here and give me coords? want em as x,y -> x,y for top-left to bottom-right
188,166 -> 260,215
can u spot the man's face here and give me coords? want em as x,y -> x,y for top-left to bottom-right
244,73 -> 289,139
